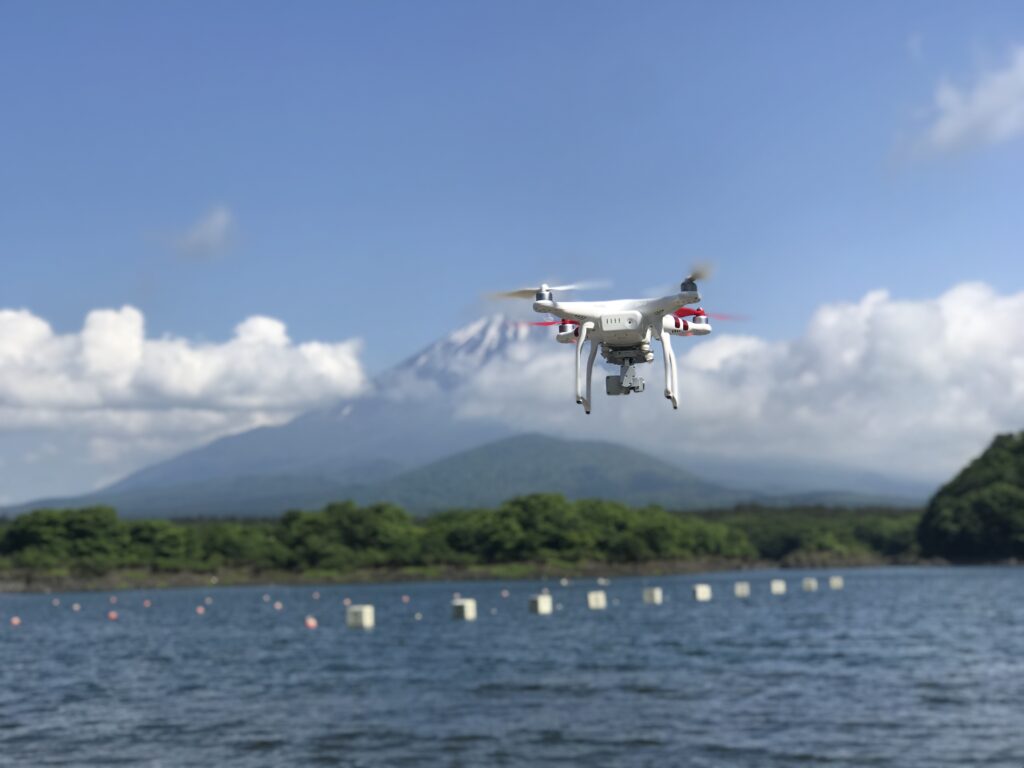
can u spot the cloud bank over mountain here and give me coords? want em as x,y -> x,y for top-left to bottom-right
0,306 -> 367,501
2,281 -> 1023,503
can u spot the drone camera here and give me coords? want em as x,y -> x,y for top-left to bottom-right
606,376 -> 627,396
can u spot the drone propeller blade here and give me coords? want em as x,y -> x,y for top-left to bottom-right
546,280 -> 610,293
507,319 -> 581,327
490,280 -> 610,300
686,262 -> 715,282
491,288 -> 540,300
675,307 -> 747,321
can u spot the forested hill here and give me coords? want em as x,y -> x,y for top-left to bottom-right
917,432 -> 1024,561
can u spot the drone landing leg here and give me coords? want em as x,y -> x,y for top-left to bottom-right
583,340 -> 598,414
659,330 -> 679,410
575,322 -> 593,408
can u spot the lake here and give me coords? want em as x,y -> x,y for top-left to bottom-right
1,567 -> 1022,766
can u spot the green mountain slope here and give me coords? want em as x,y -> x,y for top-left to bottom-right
344,434 -> 746,513
917,432 -> 1024,560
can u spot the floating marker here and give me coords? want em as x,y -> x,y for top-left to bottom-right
143,599 -> 152,609
451,598 -> 477,621
770,579 -> 787,596
195,605 -> 206,616
401,594 -> 411,604
642,587 -> 664,605
273,601 -> 284,611
107,610 -> 119,621
304,615 -> 318,630
51,598 -> 60,607
109,596 -> 118,605
530,593 -> 554,615
802,577 -> 819,592
71,603 -> 81,613
500,589 -> 510,599
829,575 -> 845,590
312,591 -> 321,601
346,604 -> 375,630
587,590 -> 608,610
693,584 -> 712,602
204,596 -> 214,606
10,616 -> 21,627
559,577 -> 570,587
734,581 -> 751,599
262,594 -> 271,603
414,612 -> 423,621
342,597 -> 352,607
596,577 -> 611,587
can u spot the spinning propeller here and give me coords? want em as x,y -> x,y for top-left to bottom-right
490,280 -> 609,300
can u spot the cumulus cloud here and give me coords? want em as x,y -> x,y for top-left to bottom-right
0,306 -> 368,499
925,46 -> 1024,151
177,205 -> 234,257
453,283 -> 1024,484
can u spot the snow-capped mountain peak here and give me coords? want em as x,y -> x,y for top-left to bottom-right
388,314 -> 542,387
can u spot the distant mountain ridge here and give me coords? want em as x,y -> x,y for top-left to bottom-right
1,316 -> 930,518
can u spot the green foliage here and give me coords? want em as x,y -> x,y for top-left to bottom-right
702,505 -> 920,563
0,494 -> 926,578
918,432 -> 1024,561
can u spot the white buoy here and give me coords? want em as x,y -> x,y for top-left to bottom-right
693,583 -> 712,602
559,577 -> 570,587
829,575 -> 845,590
530,594 -> 554,615
734,581 -> 751,598
587,590 -> 608,610
770,578 -> 787,596
451,598 -> 477,621
802,577 -> 819,592
642,587 -> 663,605
346,604 -> 375,630
596,577 -> 611,586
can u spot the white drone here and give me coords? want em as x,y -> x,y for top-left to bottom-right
496,269 -> 728,414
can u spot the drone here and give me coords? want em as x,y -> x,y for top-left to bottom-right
496,269 -> 726,414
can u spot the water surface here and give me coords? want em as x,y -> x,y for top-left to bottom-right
1,567 -> 1022,766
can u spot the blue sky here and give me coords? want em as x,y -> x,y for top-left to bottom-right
4,1 -> 1024,503
3,1 -> 1024,370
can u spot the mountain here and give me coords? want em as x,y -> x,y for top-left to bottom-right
917,432 -> 1024,560
340,433 -> 746,512
2,315 -> 929,519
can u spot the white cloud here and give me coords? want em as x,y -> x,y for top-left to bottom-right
926,46 -> 1024,151
177,205 -> 234,257
0,306 -> 368,499
453,282 -> 1024,484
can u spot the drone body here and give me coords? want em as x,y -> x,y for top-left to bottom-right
500,276 -> 714,414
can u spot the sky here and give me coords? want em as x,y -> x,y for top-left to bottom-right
2,1 -> 1024,502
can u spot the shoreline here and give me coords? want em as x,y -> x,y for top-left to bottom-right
0,554 -> 939,594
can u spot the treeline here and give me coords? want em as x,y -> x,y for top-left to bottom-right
0,495 -> 925,578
